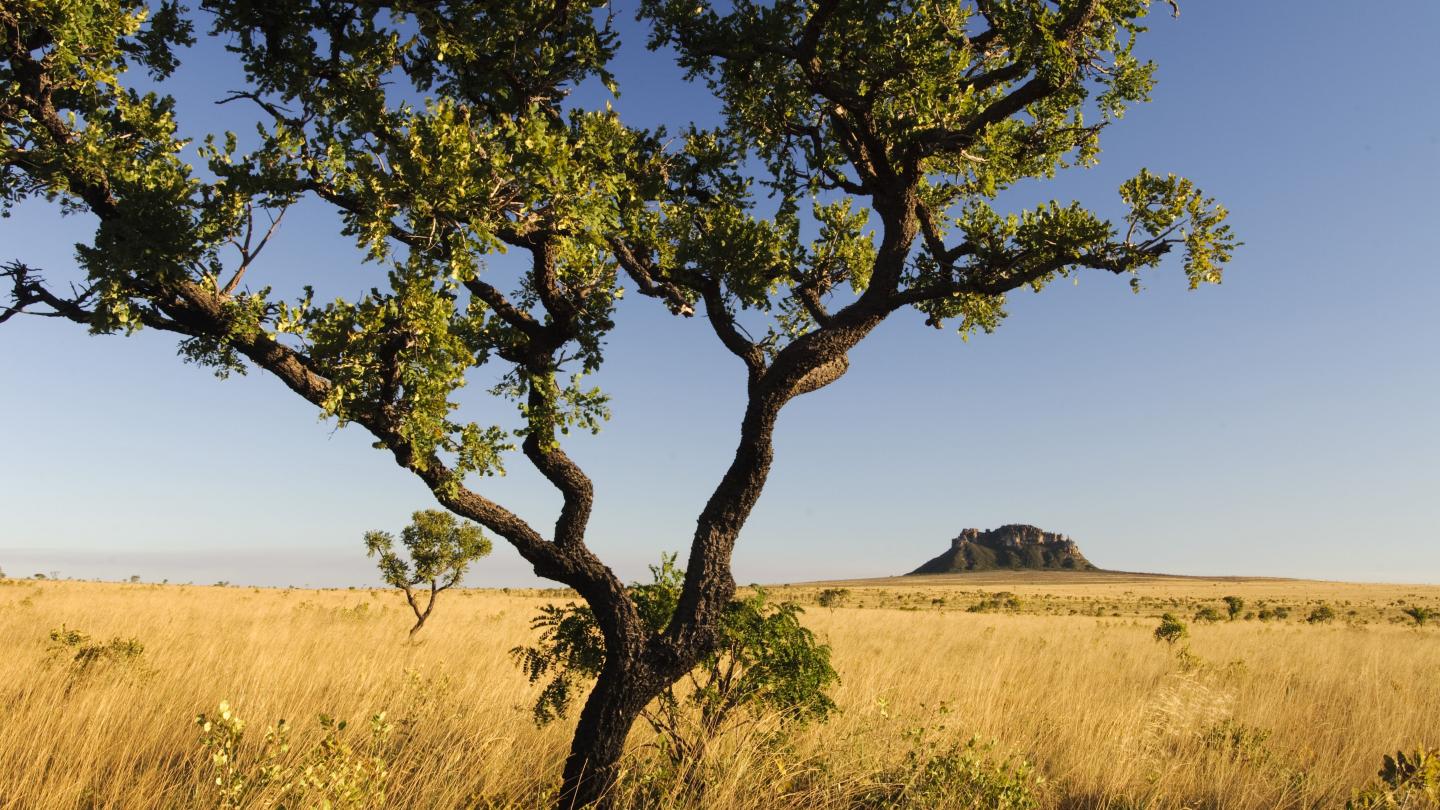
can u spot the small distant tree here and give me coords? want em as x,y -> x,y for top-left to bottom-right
1223,596 -> 1245,621
1402,606 -> 1434,627
366,510 -> 491,640
128,574 -> 142,584
1308,604 -> 1337,625
1154,613 -> 1188,646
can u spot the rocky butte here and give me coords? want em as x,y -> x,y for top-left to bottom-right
908,524 -> 1098,574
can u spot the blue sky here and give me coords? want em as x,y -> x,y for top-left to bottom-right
2,2 -> 1437,587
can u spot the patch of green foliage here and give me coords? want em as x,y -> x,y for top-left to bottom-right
1347,747 -> 1440,809
1154,613 -> 1188,646
195,701 -> 392,809
46,625 -> 145,674
862,711 -> 1040,810
1223,596 -> 1245,620
967,592 -> 1023,614
1308,604 -> 1337,624
1201,719 -> 1272,765
1193,606 -> 1223,623
1402,606 -> 1435,627
511,554 -> 837,776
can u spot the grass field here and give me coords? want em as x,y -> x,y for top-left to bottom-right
1,572 -> 1437,808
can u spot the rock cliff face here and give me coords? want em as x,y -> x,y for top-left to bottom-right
908,524 -> 1097,574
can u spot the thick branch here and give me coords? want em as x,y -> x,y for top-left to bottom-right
697,278 -> 765,382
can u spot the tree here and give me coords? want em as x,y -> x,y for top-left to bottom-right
1,1 -> 1234,805
1223,595 -> 1244,620
366,509 -> 492,639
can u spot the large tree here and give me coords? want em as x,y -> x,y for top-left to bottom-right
0,0 -> 1233,806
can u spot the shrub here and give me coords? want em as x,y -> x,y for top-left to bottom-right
511,554 -> 837,778
1223,596 -> 1245,620
1347,747 -> 1440,809
1402,606 -> 1435,627
195,701 -> 392,809
1308,604 -> 1337,624
1193,606 -> 1223,623
967,593 -> 1023,613
869,736 -> 1040,809
46,625 -> 145,674
1201,719 -> 1271,764
1154,614 -> 1189,646
817,588 -> 850,608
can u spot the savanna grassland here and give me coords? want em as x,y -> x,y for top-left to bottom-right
1,573 -> 1437,809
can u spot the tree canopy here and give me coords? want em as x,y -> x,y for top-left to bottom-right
2,1 -> 1234,804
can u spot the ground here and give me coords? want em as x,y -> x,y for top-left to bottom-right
0,572 -> 1436,808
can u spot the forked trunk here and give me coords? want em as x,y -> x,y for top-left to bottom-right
556,657 -> 668,809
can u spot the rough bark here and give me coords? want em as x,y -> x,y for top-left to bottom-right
557,654 -> 667,809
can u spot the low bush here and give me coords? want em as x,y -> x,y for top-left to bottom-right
1154,614 -> 1189,646
1402,606 -> 1434,627
46,625 -> 145,675
1347,747 -> 1440,809
1193,606 -> 1223,623
195,701 -> 392,809
967,592 -> 1023,613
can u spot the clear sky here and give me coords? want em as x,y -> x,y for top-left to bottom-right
2,2 -> 1437,588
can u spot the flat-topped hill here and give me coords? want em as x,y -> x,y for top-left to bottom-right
908,524 -> 1097,575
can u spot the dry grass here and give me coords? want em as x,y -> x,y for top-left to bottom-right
0,574 -> 1437,808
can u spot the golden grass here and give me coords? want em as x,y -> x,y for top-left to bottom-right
1,575 -> 1437,808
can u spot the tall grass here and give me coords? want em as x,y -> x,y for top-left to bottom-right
0,577 -> 1436,808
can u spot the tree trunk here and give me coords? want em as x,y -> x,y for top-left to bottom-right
556,656 -> 667,809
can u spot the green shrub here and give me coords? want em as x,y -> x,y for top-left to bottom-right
1402,607 -> 1435,627
1308,604 -> 1337,624
1347,747 -> 1440,809
46,625 -> 145,674
867,736 -> 1039,809
1154,614 -> 1189,646
1201,719 -> 1271,764
511,554 -> 837,777
817,588 -> 850,608
1193,606 -> 1223,623
1223,596 -> 1245,620
967,592 -> 1023,613
195,701 -> 392,809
